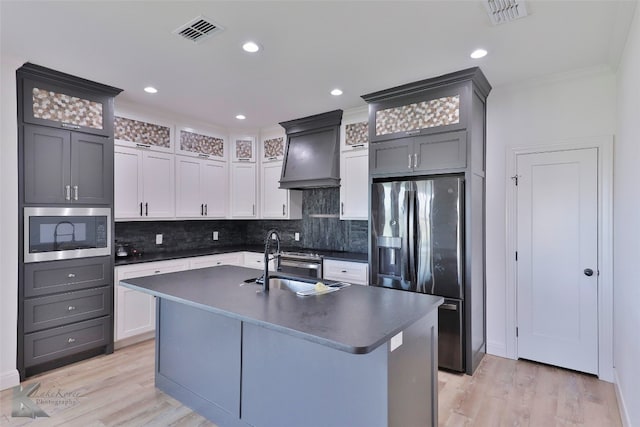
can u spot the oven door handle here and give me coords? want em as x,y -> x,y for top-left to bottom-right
279,259 -> 321,270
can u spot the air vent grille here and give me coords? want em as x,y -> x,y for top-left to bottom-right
484,0 -> 528,25
174,16 -> 223,43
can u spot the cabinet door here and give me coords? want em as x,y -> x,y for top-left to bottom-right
142,151 -> 175,218
261,162 -> 288,218
202,160 -> 228,218
23,125 -> 71,204
70,132 -> 112,204
230,163 -> 257,218
23,78 -> 112,137
340,150 -> 369,220
413,131 -> 467,173
175,156 -> 203,218
369,139 -> 413,176
114,146 -> 143,219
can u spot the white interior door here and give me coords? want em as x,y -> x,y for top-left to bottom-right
516,148 -> 598,374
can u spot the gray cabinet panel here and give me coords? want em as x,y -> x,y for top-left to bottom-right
24,286 -> 111,333
71,133 -> 112,204
157,298 -> 241,417
370,139 -> 412,175
23,316 -> 110,367
23,125 -> 71,204
24,256 -> 112,297
414,131 -> 467,172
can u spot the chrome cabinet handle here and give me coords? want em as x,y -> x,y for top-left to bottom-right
65,185 -> 71,201
67,273 -> 76,278
282,204 -> 286,216
62,123 -> 81,130
205,204 -> 208,216
67,337 -> 76,343
135,143 -> 151,149
73,185 -> 79,200
408,155 -> 412,169
67,306 -> 76,311
341,202 -> 345,215
413,154 -> 419,168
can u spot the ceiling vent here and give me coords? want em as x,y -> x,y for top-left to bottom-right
484,0 -> 528,25
174,16 -> 223,43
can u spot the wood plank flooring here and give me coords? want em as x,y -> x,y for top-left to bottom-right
0,339 -> 621,426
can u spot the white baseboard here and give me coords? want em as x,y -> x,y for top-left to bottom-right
486,340 -> 508,358
0,369 -> 20,391
614,368 -> 632,427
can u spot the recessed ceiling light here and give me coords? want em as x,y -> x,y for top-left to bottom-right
144,86 -> 158,94
470,49 -> 488,59
236,114 -> 246,120
330,88 -> 343,96
242,41 -> 260,53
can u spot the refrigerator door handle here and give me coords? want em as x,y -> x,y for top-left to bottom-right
408,189 -> 417,286
401,190 -> 411,283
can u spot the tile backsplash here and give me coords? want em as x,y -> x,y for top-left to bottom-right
115,188 -> 368,254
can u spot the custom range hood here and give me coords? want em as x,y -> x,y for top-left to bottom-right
279,109 -> 343,189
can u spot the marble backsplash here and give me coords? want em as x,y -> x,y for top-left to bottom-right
115,188 -> 368,255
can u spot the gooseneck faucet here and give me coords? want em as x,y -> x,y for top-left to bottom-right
262,229 -> 281,292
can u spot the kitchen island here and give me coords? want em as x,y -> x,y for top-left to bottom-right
120,265 -> 442,427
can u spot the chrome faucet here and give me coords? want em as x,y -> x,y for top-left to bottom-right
262,229 -> 281,292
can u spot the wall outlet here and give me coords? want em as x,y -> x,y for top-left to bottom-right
155,234 -> 163,245
294,232 -> 300,241
213,231 -> 219,241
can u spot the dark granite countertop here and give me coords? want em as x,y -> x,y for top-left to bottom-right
115,246 -> 368,266
120,265 -> 442,354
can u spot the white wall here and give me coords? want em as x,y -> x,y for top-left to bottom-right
613,3 -> 640,426
485,68 -> 617,357
0,55 -> 24,389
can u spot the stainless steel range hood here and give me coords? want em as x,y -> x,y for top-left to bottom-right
279,110 -> 343,189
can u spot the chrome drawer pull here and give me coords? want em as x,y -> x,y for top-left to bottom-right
67,337 -> 76,343
67,306 -> 76,311
73,185 -> 79,200
65,185 -> 71,200
68,273 -> 76,278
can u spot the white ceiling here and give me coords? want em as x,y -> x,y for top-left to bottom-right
1,1 -> 635,130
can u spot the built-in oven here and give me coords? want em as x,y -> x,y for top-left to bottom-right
24,207 -> 111,263
278,252 -> 323,279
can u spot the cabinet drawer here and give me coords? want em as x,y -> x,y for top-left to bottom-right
24,257 -> 112,297
116,259 -> 189,280
23,316 -> 111,367
190,253 -> 244,270
24,286 -> 111,333
323,260 -> 368,285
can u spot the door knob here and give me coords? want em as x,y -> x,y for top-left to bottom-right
584,268 -> 594,277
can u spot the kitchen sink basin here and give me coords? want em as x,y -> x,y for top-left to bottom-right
244,276 -> 350,296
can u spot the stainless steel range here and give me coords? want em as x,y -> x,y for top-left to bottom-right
278,251 -> 323,279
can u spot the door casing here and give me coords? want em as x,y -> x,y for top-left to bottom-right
505,136 -> 613,382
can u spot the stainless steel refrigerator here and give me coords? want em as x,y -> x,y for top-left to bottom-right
370,175 -> 465,372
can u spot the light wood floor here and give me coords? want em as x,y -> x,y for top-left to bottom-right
0,339 -> 621,426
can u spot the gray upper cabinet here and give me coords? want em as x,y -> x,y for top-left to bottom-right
23,124 -> 112,205
22,77 -> 114,138
370,131 -> 467,176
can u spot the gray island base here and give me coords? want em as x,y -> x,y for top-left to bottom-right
120,265 -> 443,427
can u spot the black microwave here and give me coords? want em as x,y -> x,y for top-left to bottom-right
24,207 -> 111,263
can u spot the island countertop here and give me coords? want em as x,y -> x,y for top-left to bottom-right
120,265 -> 442,354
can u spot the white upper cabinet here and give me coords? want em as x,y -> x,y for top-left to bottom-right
340,149 -> 369,220
175,156 -> 228,219
114,146 -> 175,220
175,127 -> 227,161
232,136 -> 257,162
260,162 -> 302,219
260,134 -> 286,163
230,162 -> 257,218
114,113 -> 174,153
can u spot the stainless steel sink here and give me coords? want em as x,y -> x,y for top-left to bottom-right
244,276 -> 350,296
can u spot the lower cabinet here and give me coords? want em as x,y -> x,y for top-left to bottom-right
323,259 -> 369,285
189,252 -> 244,270
114,259 -> 189,344
243,251 -> 277,271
